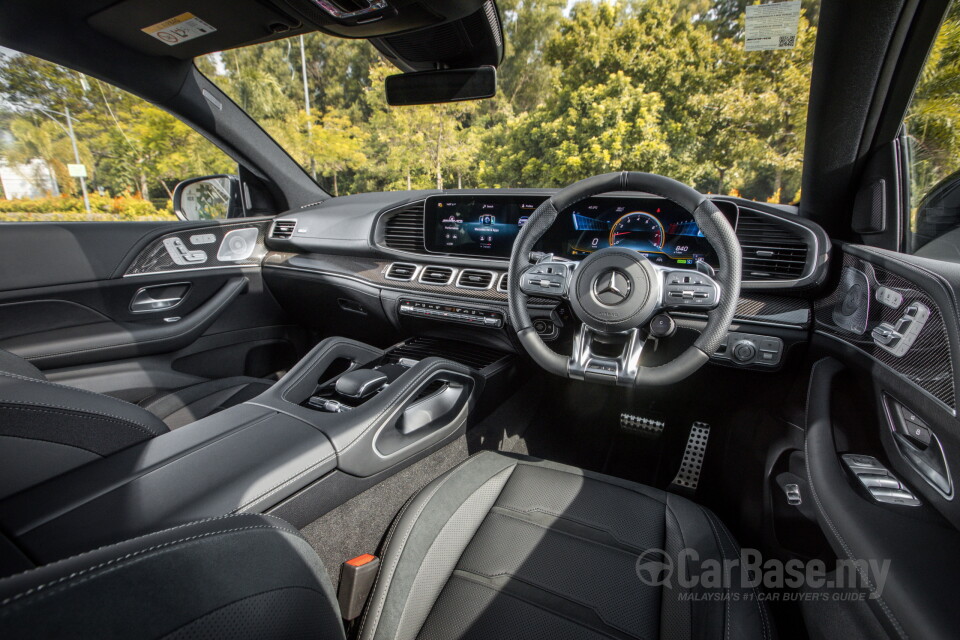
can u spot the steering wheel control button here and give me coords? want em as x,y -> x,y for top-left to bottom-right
520,262 -> 572,297
662,270 -> 719,308
648,313 -> 676,339
714,332 -> 783,367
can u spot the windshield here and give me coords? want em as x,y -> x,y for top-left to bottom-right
204,0 -> 820,202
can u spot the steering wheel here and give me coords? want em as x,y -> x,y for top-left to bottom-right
508,171 -> 741,386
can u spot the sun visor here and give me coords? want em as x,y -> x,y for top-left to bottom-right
87,0 -> 306,59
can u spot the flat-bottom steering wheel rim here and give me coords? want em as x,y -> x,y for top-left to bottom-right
508,171 -> 742,386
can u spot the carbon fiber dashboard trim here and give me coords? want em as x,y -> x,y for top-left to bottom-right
734,295 -> 811,326
263,252 -> 542,304
815,253 -> 955,412
265,251 -> 811,328
124,221 -> 269,276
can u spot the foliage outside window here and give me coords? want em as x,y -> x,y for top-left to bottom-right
904,2 -> 960,222
206,0 -> 821,202
0,51 -> 233,221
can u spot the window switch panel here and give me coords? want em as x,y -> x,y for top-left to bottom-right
841,454 -> 921,507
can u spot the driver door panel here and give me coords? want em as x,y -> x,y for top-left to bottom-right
806,244 -> 960,638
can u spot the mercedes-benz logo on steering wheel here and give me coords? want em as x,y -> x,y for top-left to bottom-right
593,269 -> 632,305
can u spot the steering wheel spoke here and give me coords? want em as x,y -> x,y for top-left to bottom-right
568,324 -> 646,386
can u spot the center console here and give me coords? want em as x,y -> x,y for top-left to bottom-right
0,335 -> 513,569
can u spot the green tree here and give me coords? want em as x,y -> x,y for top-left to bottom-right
905,3 -> 960,208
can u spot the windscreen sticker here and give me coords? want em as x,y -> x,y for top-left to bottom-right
744,1 -> 801,51
142,13 -> 217,47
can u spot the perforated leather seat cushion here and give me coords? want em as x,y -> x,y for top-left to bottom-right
360,451 -> 772,640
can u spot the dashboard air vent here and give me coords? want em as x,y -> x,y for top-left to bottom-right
270,219 -> 297,239
382,202 -> 426,253
419,265 -> 455,285
385,263 -> 419,281
457,269 -> 495,290
736,210 -> 809,281
497,273 -> 508,293
387,337 -> 510,370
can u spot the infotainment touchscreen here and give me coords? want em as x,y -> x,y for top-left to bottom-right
422,193 -> 737,268
423,194 -> 548,257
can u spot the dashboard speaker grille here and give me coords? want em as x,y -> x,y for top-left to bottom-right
271,219 -> 297,239
457,270 -> 495,289
736,210 -> 809,281
419,265 -> 455,285
382,202 -> 426,253
387,337 -> 510,370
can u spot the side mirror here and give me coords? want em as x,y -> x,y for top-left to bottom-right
385,67 -> 497,106
173,175 -> 245,221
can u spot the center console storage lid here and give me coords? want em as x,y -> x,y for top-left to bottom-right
0,404 -> 336,566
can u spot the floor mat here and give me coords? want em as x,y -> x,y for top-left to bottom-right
299,436 -> 469,583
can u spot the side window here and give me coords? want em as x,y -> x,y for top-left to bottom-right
904,3 -> 960,257
0,49 -> 235,222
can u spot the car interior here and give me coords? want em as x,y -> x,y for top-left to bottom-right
1,0 -> 960,639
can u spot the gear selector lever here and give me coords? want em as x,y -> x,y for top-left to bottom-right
335,369 -> 388,400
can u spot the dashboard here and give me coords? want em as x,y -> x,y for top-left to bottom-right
424,194 -> 738,270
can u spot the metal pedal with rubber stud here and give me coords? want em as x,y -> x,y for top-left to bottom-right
669,422 -> 710,493
620,412 -> 665,436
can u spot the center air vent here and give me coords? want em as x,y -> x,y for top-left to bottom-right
385,263 -> 419,281
736,210 -> 810,281
387,337 -> 510,370
382,202 -> 426,253
271,219 -> 297,239
457,269 -> 495,290
419,265 -> 455,285
497,273 -> 509,293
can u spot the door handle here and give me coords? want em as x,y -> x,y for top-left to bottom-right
130,283 -> 191,313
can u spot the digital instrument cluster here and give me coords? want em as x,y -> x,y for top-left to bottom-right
422,194 -> 737,269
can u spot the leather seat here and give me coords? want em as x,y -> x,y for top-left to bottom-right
0,348 -> 272,498
0,514 -> 346,639
359,451 -> 771,640
0,452 -> 771,639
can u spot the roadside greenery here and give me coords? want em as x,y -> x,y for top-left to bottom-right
2,0 -> 959,221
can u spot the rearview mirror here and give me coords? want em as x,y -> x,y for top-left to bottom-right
385,67 -> 497,106
173,175 -> 245,221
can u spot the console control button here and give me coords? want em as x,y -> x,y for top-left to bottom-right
398,299 -> 504,329
714,332 -> 783,367
732,340 -> 757,363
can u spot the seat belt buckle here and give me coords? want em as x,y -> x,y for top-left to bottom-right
337,554 -> 380,620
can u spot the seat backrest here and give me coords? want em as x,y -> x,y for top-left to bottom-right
0,348 -> 169,500
0,513 -> 346,640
